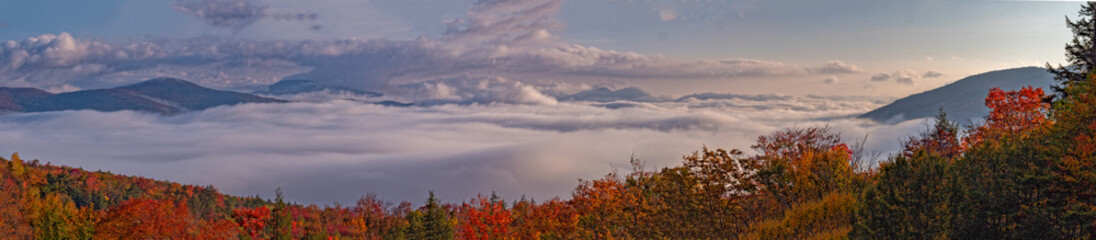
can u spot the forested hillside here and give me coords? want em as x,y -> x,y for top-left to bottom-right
3,70 -> 1096,239
1,2 -> 1095,239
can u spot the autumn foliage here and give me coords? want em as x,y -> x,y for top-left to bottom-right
963,86 -> 1051,147
3,2 -> 1096,238
3,72 -> 1096,239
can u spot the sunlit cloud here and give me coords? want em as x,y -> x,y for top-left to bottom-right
0,92 -> 914,203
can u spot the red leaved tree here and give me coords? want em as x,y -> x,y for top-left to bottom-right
457,194 -> 513,240
95,199 -> 192,240
964,86 -> 1050,147
233,206 -> 272,239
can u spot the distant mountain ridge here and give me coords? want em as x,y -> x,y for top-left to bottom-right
860,67 -> 1055,123
559,87 -> 657,102
0,78 -> 286,115
262,79 -> 382,97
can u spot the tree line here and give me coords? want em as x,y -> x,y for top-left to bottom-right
1,2 -> 1095,239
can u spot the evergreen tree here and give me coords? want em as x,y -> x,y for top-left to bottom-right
1047,2 -> 1096,98
408,191 -> 454,240
271,187 -> 293,240
853,112 -> 957,239
853,152 -> 951,239
1040,70 -> 1096,237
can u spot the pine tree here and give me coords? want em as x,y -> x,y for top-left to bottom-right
408,191 -> 454,240
271,187 -> 293,240
1047,2 -> 1096,98
852,111 -> 957,239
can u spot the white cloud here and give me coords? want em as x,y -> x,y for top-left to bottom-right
809,60 -> 863,74
0,93 -> 920,203
0,0 -> 873,96
823,75 -> 839,84
172,0 -> 269,32
390,75 -> 560,105
0,31 -> 856,95
870,69 -> 939,86
894,69 -> 918,85
922,70 -> 944,78
443,0 -> 564,46
0,0 -> 939,205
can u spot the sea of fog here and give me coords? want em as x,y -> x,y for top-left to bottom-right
0,93 -> 939,204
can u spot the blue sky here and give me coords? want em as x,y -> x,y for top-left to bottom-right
0,0 -> 1085,96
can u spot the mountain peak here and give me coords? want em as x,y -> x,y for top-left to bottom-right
561,86 -> 654,102
0,78 -> 286,115
124,78 -> 203,89
860,67 -> 1054,123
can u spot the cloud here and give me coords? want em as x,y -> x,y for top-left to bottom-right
731,0 -> 763,19
0,31 -> 850,95
823,76 -> 839,84
870,69 -> 936,85
390,75 -> 560,105
443,0 -> 564,46
659,8 -> 678,21
270,12 -> 322,31
870,73 -> 891,82
172,0 -> 269,32
0,0 -> 867,95
270,13 -> 319,22
809,60 -> 863,74
0,92 -> 918,204
0,0 -> 992,205
922,70 -> 944,78
893,69 -> 918,85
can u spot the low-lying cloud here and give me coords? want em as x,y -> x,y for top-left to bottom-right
0,92 -> 928,204
0,0 -> 928,205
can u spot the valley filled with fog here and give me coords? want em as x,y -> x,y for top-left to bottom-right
0,90 -> 939,203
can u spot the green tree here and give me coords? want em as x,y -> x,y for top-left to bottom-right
1048,2 -> 1096,97
632,148 -> 758,238
950,86 -> 1056,239
853,112 -> 958,239
1039,70 -> 1096,237
270,187 -> 293,240
407,191 -> 453,240
853,151 -> 952,239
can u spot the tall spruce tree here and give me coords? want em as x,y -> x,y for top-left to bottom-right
852,112 -> 956,239
407,191 -> 454,240
1047,2 -> 1096,98
271,187 -> 292,240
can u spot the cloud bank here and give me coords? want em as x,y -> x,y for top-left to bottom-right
0,0 -> 928,205
0,92 -> 926,204
1,0 -> 866,97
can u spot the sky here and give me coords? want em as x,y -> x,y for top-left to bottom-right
0,0 -> 1081,95
0,0 -> 1087,204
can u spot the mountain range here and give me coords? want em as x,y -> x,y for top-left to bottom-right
559,87 -> 657,102
860,67 -> 1056,123
262,79 -> 383,97
0,78 -> 286,115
